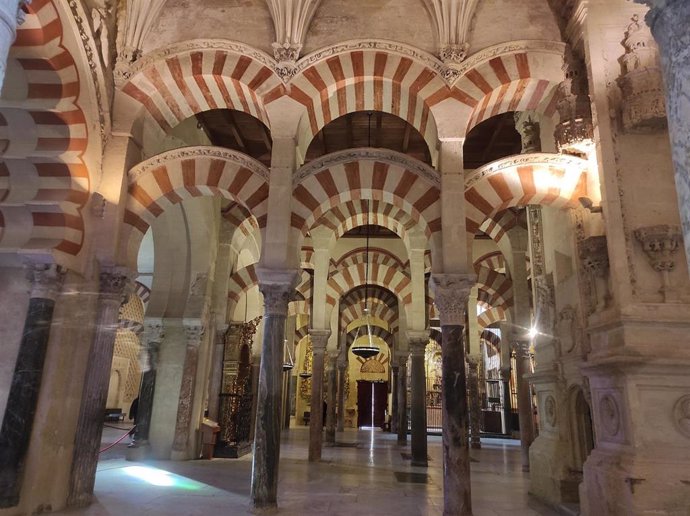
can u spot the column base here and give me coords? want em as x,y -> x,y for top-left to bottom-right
581,448 -> 690,515
470,438 -> 481,449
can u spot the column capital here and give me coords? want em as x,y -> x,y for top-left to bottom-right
25,263 -> 66,301
394,349 -> 410,363
99,266 -> 135,303
309,329 -> 330,353
408,331 -> 429,356
512,339 -> 531,358
256,267 -> 300,316
466,354 -> 481,368
183,320 -> 205,347
144,318 -> 165,343
429,273 -> 476,326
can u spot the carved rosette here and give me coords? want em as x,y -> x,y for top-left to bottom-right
26,263 -> 66,301
429,273 -> 476,326
618,14 -> 667,133
554,52 -> 594,156
256,268 -> 300,316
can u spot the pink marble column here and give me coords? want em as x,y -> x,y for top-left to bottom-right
308,329 -> 329,461
431,274 -> 475,516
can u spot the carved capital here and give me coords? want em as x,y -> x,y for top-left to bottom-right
430,273 -> 476,326
408,331 -> 429,356
514,113 -> 542,153
183,321 -> 205,347
309,329 -> 330,354
99,266 -> 134,303
579,235 -> 609,277
144,318 -> 165,343
256,268 -> 300,316
512,339 -> 531,358
634,224 -> 682,272
26,263 -> 66,301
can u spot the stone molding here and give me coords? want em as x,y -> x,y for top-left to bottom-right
26,263 -> 66,301
293,148 -> 440,188
429,273 -> 476,326
465,152 -> 588,189
128,146 -> 270,184
257,268 -> 300,316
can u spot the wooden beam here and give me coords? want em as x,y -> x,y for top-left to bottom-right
346,113 -> 354,149
402,123 -> 411,153
225,110 -> 247,153
375,112 -> 383,148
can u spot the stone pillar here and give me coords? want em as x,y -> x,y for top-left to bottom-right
67,267 -> 132,508
336,359 -> 346,432
250,269 -> 298,510
0,263 -> 65,508
391,360 -> 400,434
513,338 -> 534,472
637,0 -> 690,274
128,321 -> 164,457
430,274 -> 475,516
170,323 -> 205,460
206,325 -> 227,421
0,1 -> 28,88
324,351 -> 337,444
408,334 -> 428,467
397,352 -> 409,444
467,354 -> 482,449
307,329 -> 329,461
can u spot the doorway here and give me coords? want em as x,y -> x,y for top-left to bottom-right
357,380 -> 388,428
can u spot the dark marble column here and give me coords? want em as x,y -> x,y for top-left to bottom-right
467,354 -> 482,449
514,339 -> 535,472
307,329 -> 329,461
0,264 -> 65,508
250,269 -> 298,510
67,267 -> 132,508
336,360 -> 347,432
249,361 -> 260,442
171,323 -> 205,459
501,366 -> 513,435
431,274 -> 475,516
397,355 -> 408,445
128,321 -> 164,456
324,351 -> 337,444
391,361 -> 400,434
408,335 -> 428,467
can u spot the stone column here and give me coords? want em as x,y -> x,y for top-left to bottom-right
170,323 -> 205,460
308,329 -> 329,461
513,338 -> 534,472
637,0 -> 690,274
408,334 -> 428,467
336,359 -> 347,432
390,359 -> 400,434
397,352 -> 409,444
467,354 -> 482,449
0,263 -> 65,508
0,1 -> 28,88
250,269 -> 298,510
206,325 -> 227,421
430,274 -> 475,516
128,321 -> 164,457
67,267 -> 132,508
324,351 -> 337,444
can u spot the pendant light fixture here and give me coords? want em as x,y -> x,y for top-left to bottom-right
282,339 -> 294,372
351,194 -> 381,359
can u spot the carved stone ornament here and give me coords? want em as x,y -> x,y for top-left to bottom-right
673,395 -> 690,439
422,0 -> 479,65
308,329 -> 330,353
183,322 -> 206,347
266,0 -> 321,68
634,224 -> 682,302
514,113 -> 542,154
618,14 -> 667,133
256,268 -> 300,316
99,266 -> 135,302
440,43 -> 470,64
579,235 -> 609,277
26,263 -> 66,301
544,395 -> 557,427
554,52 -> 594,156
408,331 -> 430,356
599,394 -> 621,438
430,273 -> 476,326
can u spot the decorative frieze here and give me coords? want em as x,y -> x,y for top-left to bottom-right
634,224 -> 682,302
618,14 -> 667,133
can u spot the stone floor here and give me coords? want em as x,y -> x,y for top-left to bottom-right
57,426 -> 561,516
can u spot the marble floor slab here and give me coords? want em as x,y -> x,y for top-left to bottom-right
55,427 -> 561,516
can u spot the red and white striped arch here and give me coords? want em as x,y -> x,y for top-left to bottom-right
340,285 -> 399,330
450,43 -> 566,135
290,269 -> 313,316
227,264 -> 258,314
478,306 -> 508,330
327,263 -> 412,308
121,147 -> 269,267
121,42 -> 282,134
282,48 -> 448,160
474,251 -> 505,272
346,325 -> 393,349
1,0 -> 90,258
476,265 -> 512,309
331,247 -> 408,276
480,328 -> 502,349
465,153 -> 588,235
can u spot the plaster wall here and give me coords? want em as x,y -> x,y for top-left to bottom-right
469,0 -> 561,53
144,0 -> 275,56
0,268 -> 30,419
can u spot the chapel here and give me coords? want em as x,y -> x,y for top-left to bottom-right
0,1 -> 689,515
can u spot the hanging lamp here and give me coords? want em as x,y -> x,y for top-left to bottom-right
282,339 -> 294,371
351,192 -> 381,359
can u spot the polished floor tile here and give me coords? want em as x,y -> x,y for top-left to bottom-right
56,427 -> 560,516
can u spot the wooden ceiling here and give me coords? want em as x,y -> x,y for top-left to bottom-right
197,109 -> 273,166
463,112 -> 523,170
